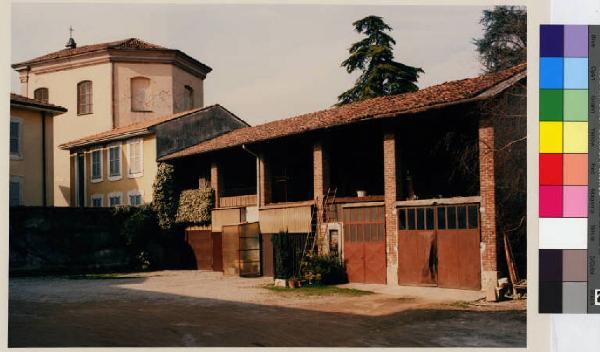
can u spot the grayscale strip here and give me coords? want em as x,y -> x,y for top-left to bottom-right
588,25 -> 600,313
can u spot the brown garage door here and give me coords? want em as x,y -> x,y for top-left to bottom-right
436,205 -> 481,290
343,206 -> 386,284
397,204 -> 481,290
185,229 -> 213,270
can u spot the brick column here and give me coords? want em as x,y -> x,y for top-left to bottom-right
210,161 -> 220,208
258,153 -> 271,207
313,140 -> 330,251
479,117 -> 498,291
383,131 -> 398,285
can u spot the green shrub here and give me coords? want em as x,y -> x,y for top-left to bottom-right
272,231 -> 294,279
152,162 -> 178,230
301,254 -> 348,285
116,204 -> 160,270
175,188 -> 213,225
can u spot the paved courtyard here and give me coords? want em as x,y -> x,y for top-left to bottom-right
9,270 -> 526,347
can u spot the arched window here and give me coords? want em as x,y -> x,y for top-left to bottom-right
131,77 -> 152,112
183,85 -> 194,110
77,80 -> 93,115
34,88 -> 49,104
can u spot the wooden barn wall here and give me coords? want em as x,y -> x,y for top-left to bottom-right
258,205 -> 312,234
211,208 -> 242,232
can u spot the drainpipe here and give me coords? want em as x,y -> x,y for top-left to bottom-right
41,111 -> 47,207
241,144 -> 260,209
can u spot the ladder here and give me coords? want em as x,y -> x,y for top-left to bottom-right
300,187 -> 337,272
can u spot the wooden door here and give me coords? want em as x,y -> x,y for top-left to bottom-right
342,206 -> 386,284
436,204 -> 481,290
397,204 -> 481,290
397,207 -> 437,286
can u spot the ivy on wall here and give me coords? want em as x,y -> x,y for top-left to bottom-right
175,188 -> 213,225
152,162 -> 178,230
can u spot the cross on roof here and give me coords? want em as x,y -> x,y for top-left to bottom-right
69,26 -> 74,38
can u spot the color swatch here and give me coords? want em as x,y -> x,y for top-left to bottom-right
539,24 -> 594,314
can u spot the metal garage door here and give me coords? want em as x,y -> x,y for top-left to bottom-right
185,229 -> 213,270
397,203 -> 481,290
343,206 -> 386,284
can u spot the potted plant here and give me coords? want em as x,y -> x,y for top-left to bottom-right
288,276 -> 297,289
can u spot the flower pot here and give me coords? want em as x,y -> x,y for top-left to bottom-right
288,278 -> 296,289
356,190 -> 367,197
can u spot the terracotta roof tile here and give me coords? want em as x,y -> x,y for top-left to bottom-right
10,93 -> 67,113
160,63 -> 526,161
12,38 -> 211,74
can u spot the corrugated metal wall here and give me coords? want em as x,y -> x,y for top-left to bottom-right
259,205 -> 312,234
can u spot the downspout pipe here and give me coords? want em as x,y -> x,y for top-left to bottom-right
41,111 -> 47,207
241,144 -> 260,209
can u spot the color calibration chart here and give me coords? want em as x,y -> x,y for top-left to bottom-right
539,25 -> 599,313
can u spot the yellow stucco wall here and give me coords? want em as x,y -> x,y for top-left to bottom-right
26,62 -> 114,206
9,107 -> 54,206
70,134 -> 158,207
20,56 -> 205,207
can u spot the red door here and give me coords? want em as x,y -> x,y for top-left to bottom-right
343,206 -> 386,284
397,204 -> 481,290
397,207 -> 437,286
436,205 -> 481,290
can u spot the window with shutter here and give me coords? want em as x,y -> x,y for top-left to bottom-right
34,88 -> 49,103
10,119 -> 21,157
127,139 -> 143,177
77,81 -> 93,115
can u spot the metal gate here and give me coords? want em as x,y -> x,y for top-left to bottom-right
397,203 -> 481,290
239,222 -> 261,277
342,205 -> 386,284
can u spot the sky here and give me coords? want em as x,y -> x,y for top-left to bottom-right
11,3 -> 490,125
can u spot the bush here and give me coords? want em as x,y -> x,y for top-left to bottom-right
116,204 -> 161,270
272,231 -> 294,279
152,162 -> 178,230
301,254 -> 348,285
175,188 -> 213,225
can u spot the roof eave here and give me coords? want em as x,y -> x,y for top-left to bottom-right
59,129 -> 151,151
10,101 -> 68,114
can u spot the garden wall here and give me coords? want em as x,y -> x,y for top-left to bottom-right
9,207 -> 195,276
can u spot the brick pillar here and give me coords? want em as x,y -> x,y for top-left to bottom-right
210,161 -> 220,208
313,140 -> 330,251
383,131 -> 398,285
479,117 -> 498,291
258,153 -> 271,207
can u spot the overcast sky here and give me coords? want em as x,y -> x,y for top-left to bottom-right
11,3 -> 490,125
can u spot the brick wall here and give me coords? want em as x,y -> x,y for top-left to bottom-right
478,117 -> 498,288
383,131 -> 397,285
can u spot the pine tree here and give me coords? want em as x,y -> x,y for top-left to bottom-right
474,6 -> 527,73
337,16 -> 423,105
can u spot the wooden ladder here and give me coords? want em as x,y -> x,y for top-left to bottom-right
301,187 -> 337,265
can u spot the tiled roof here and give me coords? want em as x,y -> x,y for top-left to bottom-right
10,93 -> 67,113
12,38 -> 212,74
59,104 -> 244,149
160,63 -> 526,161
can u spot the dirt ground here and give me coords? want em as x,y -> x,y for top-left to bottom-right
9,270 -> 526,347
